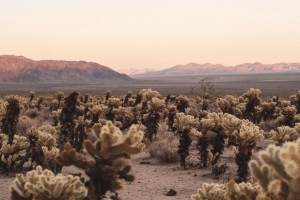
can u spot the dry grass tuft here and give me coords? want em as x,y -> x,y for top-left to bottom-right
148,131 -> 179,163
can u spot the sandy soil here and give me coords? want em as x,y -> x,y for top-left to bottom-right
0,137 -> 270,200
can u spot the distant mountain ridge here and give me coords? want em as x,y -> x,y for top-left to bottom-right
116,68 -> 155,75
0,55 -> 132,82
134,62 -> 300,76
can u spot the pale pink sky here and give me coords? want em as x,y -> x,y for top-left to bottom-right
1,1 -> 300,70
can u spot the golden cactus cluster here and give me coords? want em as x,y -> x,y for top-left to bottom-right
11,165 -> 87,200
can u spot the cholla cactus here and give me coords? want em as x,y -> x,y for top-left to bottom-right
11,165 -> 87,200
89,105 -> 107,125
29,91 -> 35,102
216,98 -> 232,114
294,123 -> 300,134
0,98 -> 7,117
276,106 -> 298,127
58,92 -> 79,151
230,120 -> 264,182
140,88 -> 161,103
42,146 -> 59,160
0,134 -> 28,172
54,91 -> 65,110
56,122 -> 145,199
147,97 -> 166,112
37,125 -> 58,135
222,114 -> 242,135
290,90 -> 300,113
122,91 -> 132,107
107,98 -> 122,109
105,98 -> 122,122
23,126 -> 59,172
191,183 -> 227,200
240,88 -> 262,123
270,126 -> 299,145
114,107 -> 134,130
165,106 -> 177,132
173,113 -> 201,168
74,116 -> 91,152
261,101 -> 278,121
175,95 -> 189,112
206,112 -> 228,165
51,109 -> 61,126
1,95 -> 21,144
226,180 -> 264,200
36,132 -> 57,149
142,97 -> 166,142
249,138 -> 300,200
0,95 -> 26,172
105,90 -> 112,103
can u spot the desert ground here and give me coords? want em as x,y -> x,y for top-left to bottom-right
1,73 -> 300,97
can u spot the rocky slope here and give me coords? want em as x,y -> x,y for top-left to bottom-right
134,62 -> 300,76
0,55 -> 132,82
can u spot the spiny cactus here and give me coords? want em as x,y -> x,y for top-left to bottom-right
1,95 -> 21,145
0,95 -> 27,172
122,91 -> 132,107
261,101 -> 278,121
173,112 -> 201,168
54,91 -> 65,110
165,106 -> 177,132
216,98 -> 232,114
175,95 -> 189,113
105,98 -> 122,121
11,165 -> 87,200
74,116 -> 91,152
143,97 -> 166,142
276,105 -> 298,127
206,112 -> 228,165
198,118 -> 215,168
19,126 -> 60,173
58,92 -> 79,151
270,126 -> 299,145
191,183 -> 227,200
229,120 -> 264,182
249,138 -> 300,200
240,88 -> 262,123
56,121 -> 145,199
105,90 -> 112,103
290,90 -> 300,114
0,135 -> 28,172
226,179 -> 264,200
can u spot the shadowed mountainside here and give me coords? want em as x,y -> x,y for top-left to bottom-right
133,62 -> 300,76
0,55 -> 132,82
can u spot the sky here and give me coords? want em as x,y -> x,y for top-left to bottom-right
1,0 -> 300,71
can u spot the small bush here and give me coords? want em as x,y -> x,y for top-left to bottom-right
148,131 -> 179,163
23,108 -> 39,119
17,116 -> 39,136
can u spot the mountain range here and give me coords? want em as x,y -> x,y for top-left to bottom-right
133,62 -> 300,76
0,55 -> 131,82
116,68 -> 155,75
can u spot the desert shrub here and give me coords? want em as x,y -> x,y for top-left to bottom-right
17,116 -> 40,136
148,131 -> 179,163
23,108 -> 39,119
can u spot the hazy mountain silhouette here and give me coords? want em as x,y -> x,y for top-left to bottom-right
133,62 -> 300,76
0,55 -> 132,82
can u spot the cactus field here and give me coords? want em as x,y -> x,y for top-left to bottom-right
1,81 -> 300,199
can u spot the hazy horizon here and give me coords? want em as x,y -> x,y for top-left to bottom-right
1,1 -> 300,71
